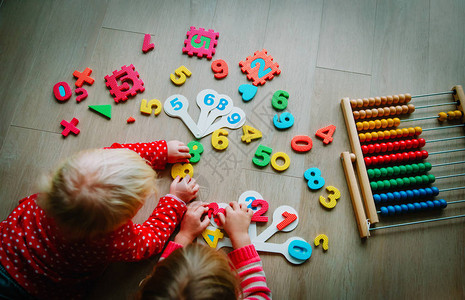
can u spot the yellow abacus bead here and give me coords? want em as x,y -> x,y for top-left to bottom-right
381,96 -> 387,105
365,109 -> 373,118
405,93 -> 412,103
374,120 -> 382,129
372,108 -> 379,118
398,94 -> 405,103
380,119 -> 388,128
353,111 -> 360,119
402,105 -> 409,114
395,106 -> 403,114
369,98 -> 375,106
350,99 -> 357,108
438,112 -> 447,122
408,104 -> 415,114
382,130 -> 389,139
365,132 -> 373,141
408,127 -> 416,136
402,128 -> 409,136
377,131 -> 384,139
359,133 -> 366,142
363,98 -> 369,107
356,122 -> 363,131
371,131 -> 379,140
393,95 -> 400,104
414,126 -> 422,135
447,111 -> 455,120
393,118 -> 401,127
363,122 -> 370,130
359,110 -> 366,119
455,110 -> 463,118
395,129 -> 403,137
390,129 -> 397,137
387,118 -> 394,127
368,121 -> 376,130
375,97 -> 382,106
357,99 -> 364,108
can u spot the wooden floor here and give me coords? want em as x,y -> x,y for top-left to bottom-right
1,0 -> 464,299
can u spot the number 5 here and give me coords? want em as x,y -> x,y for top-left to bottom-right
170,65 -> 192,86
252,145 -> 273,167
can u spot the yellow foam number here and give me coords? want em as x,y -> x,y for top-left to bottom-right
171,163 -> 194,179
314,234 -> 329,251
140,99 -> 162,116
241,125 -> 262,143
270,152 -> 290,172
202,228 -> 224,248
319,186 -> 341,209
170,65 -> 192,86
212,129 -> 229,150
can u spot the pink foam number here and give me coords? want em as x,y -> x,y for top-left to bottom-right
182,26 -> 219,59
104,64 -> 145,103
142,34 -> 155,53
53,82 -> 72,102
207,202 -> 219,218
276,211 -> 297,231
60,118 -> 80,137
251,199 -> 269,222
73,67 -> 95,88
75,88 -> 88,102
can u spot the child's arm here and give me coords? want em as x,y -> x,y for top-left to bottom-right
218,202 -> 272,300
105,140 -> 190,169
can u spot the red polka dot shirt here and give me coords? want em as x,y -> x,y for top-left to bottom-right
0,141 -> 187,299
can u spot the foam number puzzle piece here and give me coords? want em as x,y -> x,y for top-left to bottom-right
170,163 -> 194,179
183,26 -> 219,59
304,167 -> 325,190
239,49 -> 281,86
238,84 -> 258,102
127,116 -> 135,123
187,141 -> 204,163
75,88 -> 88,102
211,129 -> 229,150
251,199 -> 269,222
319,186 -> 341,209
270,152 -> 291,172
273,112 -> 294,130
253,237 -> 311,265
164,94 -> 202,138
315,124 -> 336,145
195,89 -> 221,132
314,234 -> 329,251
89,104 -> 112,119
252,144 -> 273,167
241,125 -> 262,143
272,90 -> 289,110
140,99 -> 162,116
104,64 -> 145,103
53,82 -> 72,102
170,65 -> 191,86
238,190 -> 264,240
254,205 -> 299,242
203,107 -> 246,136
60,118 -> 80,137
73,67 -> 95,88
202,228 -> 224,248
277,211 -> 297,231
142,33 -> 155,53
211,59 -> 228,79
291,135 -> 313,152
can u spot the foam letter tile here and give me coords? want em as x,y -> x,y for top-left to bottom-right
73,67 -> 95,88
142,34 -> 155,53
104,64 -> 145,103
60,118 -> 80,137
314,234 -> 329,251
238,84 -> 258,102
75,88 -> 88,102
239,49 -> 281,86
183,26 -> 219,59
53,82 -> 72,102
89,105 -> 111,119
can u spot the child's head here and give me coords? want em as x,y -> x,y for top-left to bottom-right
37,148 -> 157,239
136,243 -> 240,300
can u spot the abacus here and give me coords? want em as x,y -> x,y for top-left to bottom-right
340,85 -> 465,238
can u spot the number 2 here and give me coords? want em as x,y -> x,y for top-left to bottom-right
251,199 -> 269,222
251,58 -> 272,78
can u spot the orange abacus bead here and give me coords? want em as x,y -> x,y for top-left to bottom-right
389,106 -> 396,115
405,93 -> 412,103
383,107 -> 391,116
357,99 -> 363,108
408,127 -> 416,136
447,111 -> 455,120
375,97 -> 382,105
369,98 -> 375,106
398,94 -> 405,103
353,111 -> 360,119
394,118 -> 401,126
386,95 -> 393,105
408,104 -> 415,113
415,127 -> 422,135
372,108 -> 379,117
395,106 -> 402,114
350,99 -> 357,108
393,95 -> 400,104
381,96 -> 387,105
363,98 -> 369,106
365,109 -> 373,118
359,110 -> 366,119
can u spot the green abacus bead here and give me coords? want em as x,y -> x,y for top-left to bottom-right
380,168 -> 388,177
425,162 -> 432,171
421,174 -> 429,183
415,175 -> 423,185
386,167 -> 394,177
371,181 -> 378,190
377,181 -> 385,189
399,165 -> 407,175
409,176 -> 417,186
428,174 -> 435,183
396,177 -> 404,187
374,168 -> 382,178
418,163 -> 426,172
392,166 -> 401,176
383,180 -> 390,189
405,164 -> 413,174
389,179 -> 398,188
403,177 -> 411,186
367,169 -> 375,179
412,164 -> 419,173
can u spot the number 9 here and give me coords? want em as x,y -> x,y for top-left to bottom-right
227,113 -> 241,124
211,59 -> 228,79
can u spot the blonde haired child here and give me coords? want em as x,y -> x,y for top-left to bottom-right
0,140 -> 198,300
136,201 -> 272,300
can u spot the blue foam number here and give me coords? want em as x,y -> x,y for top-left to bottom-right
273,112 -> 294,130
245,196 -> 257,209
288,240 -> 312,261
304,167 -> 325,190
251,58 -> 272,78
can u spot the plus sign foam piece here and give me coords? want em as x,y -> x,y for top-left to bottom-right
73,67 -> 95,88
60,118 -> 80,137
53,82 -> 72,102
88,104 -> 111,119
142,34 -> 155,53
182,26 -> 219,59
75,88 -> 88,102
239,49 -> 281,86
104,64 -> 145,103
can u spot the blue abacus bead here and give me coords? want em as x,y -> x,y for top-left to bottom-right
414,202 -> 422,210
413,189 -> 420,199
393,191 -> 401,202
394,205 -> 402,214
388,206 -> 395,216
401,204 -> 408,213
406,190 -> 414,200
392,166 -> 401,176
380,206 -> 389,216
418,188 -> 426,198
399,191 -> 407,201
380,193 -> 388,203
387,192 -> 394,202
433,200 -> 441,208
431,186 -> 439,196
426,200 -> 434,209
407,203 -> 415,212
439,199 -> 447,208
420,202 -> 428,210
374,194 -> 381,204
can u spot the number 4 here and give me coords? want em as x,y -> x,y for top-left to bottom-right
315,124 -> 336,145
241,125 -> 262,143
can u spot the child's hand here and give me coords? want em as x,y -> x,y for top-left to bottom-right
167,140 -> 191,163
174,201 -> 210,246
170,175 -> 199,203
217,201 -> 253,249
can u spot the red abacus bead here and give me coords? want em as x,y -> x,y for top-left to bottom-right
365,157 -> 372,166
387,142 -> 394,152
390,153 -> 397,163
383,155 -> 391,164
380,143 -> 387,152
396,153 -> 404,162
368,144 -> 375,154
377,155 -> 384,164
415,151 -> 422,159
374,143 -> 381,153
418,138 -> 426,147
405,140 -> 412,149
398,140 -> 405,150
409,151 -> 416,160
372,156 -> 379,165
411,139 -> 419,148
393,141 -> 400,151
403,152 -> 410,161
421,150 -> 428,159
362,145 -> 368,154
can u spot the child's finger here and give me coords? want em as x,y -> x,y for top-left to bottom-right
183,174 -> 191,183
178,146 -> 190,153
217,212 -> 226,225
229,201 -> 239,210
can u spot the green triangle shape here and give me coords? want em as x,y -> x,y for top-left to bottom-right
89,105 -> 111,119
208,234 -> 214,242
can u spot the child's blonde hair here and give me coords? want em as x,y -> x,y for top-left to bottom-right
136,243 -> 240,300
37,148 -> 157,239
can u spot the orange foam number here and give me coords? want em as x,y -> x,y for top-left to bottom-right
212,129 -> 229,150
241,125 -> 262,143
211,59 -> 228,79
140,99 -> 162,116
202,228 -> 224,248
171,163 -> 194,179
315,124 -> 336,145
170,65 -> 192,86
277,211 -> 297,230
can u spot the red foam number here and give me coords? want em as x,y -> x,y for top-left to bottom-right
142,34 -> 155,53
239,49 -> 280,86
251,199 -> 269,222
276,211 -> 297,230
291,135 -> 313,152
315,124 -> 336,145
53,82 -> 72,102
211,59 -> 228,79
207,202 -> 219,218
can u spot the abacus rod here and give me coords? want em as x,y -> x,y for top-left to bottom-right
432,160 -> 465,167
422,124 -> 465,131
426,136 -> 465,143
402,116 -> 438,122
429,148 -> 465,155
369,214 -> 465,231
415,101 -> 458,109
436,173 -> 465,180
412,91 -> 455,98
439,186 -> 465,192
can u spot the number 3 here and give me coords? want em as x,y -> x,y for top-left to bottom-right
319,186 -> 341,209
